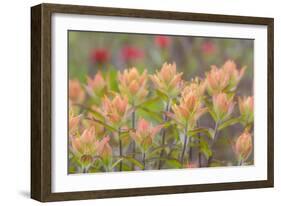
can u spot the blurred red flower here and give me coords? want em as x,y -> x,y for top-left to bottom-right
90,48 -> 110,64
121,46 -> 144,61
154,36 -> 171,48
201,41 -> 216,55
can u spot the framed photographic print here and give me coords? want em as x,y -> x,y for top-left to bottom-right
31,3 -> 274,202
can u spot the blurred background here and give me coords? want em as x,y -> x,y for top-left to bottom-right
68,31 -> 254,166
68,31 -> 253,96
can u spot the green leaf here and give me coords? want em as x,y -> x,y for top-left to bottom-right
203,98 -> 218,122
87,108 -> 105,121
199,139 -> 212,159
218,117 -> 241,131
171,124 -> 180,142
75,104 -> 105,121
188,128 -> 214,139
111,158 -> 124,169
165,159 -> 182,168
86,117 -> 117,132
138,106 -> 163,122
138,96 -> 161,107
146,157 -> 181,168
119,130 -> 130,139
148,144 -> 180,158
123,157 -> 144,169
155,89 -> 169,101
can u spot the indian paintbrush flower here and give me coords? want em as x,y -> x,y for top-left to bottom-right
150,62 -> 183,98
223,60 -> 246,91
71,127 -> 98,166
205,60 -> 246,95
69,111 -> 81,137
171,79 -> 207,129
235,131 -> 252,162
239,96 -> 254,125
100,94 -> 131,127
118,67 -> 148,104
130,118 -> 162,152
96,136 -> 112,164
69,79 -> 85,103
212,93 -> 235,121
86,71 -> 107,96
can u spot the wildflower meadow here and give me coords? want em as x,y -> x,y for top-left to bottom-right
68,32 -> 254,173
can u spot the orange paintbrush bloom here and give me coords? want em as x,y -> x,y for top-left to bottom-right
86,72 -> 106,95
101,94 -> 131,126
205,60 -> 246,95
235,131 -> 252,162
212,93 -> 235,121
118,67 -> 148,104
71,127 -> 98,165
239,96 -> 254,125
69,79 -> 85,103
205,65 -> 229,95
69,111 -> 81,137
96,136 -> 112,161
223,60 -> 246,90
182,77 -> 206,98
150,62 -> 183,98
130,118 -> 162,152
171,80 -> 207,129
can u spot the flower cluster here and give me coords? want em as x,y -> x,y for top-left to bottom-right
205,60 -> 246,95
69,60 -> 254,173
150,62 -> 183,98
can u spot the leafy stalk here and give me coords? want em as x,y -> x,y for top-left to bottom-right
131,102 -> 136,170
180,124 -> 189,167
189,137 -> 193,162
158,100 -> 171,169
142,152 -> 146,170
207,121 -> 220,166
197,121 -> 202,167
118,128 -> 123,171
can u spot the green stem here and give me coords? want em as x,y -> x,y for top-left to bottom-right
189,137 -> 193,162
131,104 -> 136,170
208,121 -> 220,166
142,152 -> 146,170
118,128 -> 123,171
197,120 -> 202,167
213,121 -> 219,140
238,158 -> 244,166
158,100 -> 171,169
198,143 -> 202,168
180,124 -> 189,167
82,166 -> 88,173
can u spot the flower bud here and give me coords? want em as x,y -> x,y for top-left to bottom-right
235,131 -> 252,161
239,96 -> 254,124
